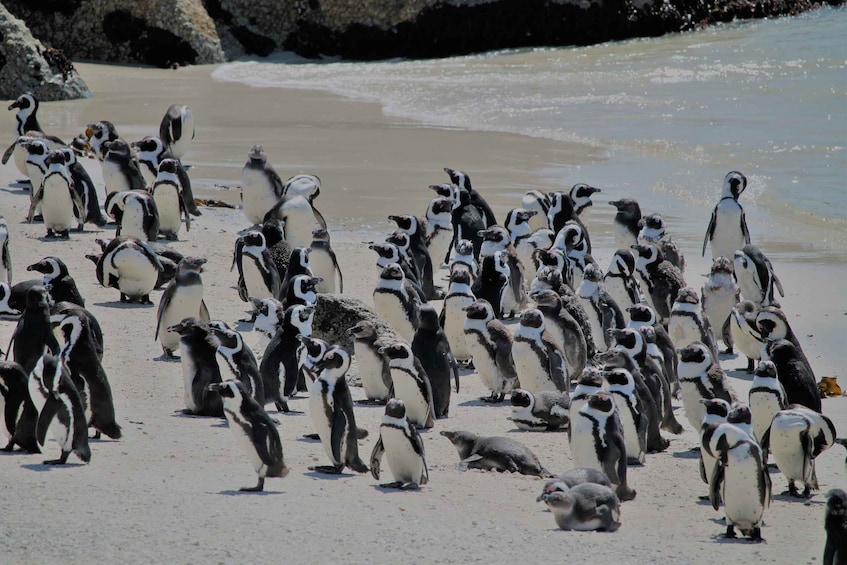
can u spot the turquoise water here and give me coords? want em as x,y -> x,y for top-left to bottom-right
214,7 -> 847,258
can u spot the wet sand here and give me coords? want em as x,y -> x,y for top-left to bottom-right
0,62 -> 844,563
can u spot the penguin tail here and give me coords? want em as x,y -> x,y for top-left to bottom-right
98,421 -> 122,440
349,458 -> 369,474
75,443 -> 92,463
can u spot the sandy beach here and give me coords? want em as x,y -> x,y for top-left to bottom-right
0,62 -> 844,564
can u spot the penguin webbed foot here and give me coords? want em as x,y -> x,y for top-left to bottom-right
302,433 -> 320,441
723,525 -> 737,539
240,478 -> 265,492
481,392 -> 505,403
597,505 -> 620,532
44,451 -> 70,465
356,398 -> 387,406
90,430 -> 102,440
141,295 -> 153,305
748,527 -> 764,543
1,440 -> 14,452
310,465 -> 344,475
379,481 -> 405,489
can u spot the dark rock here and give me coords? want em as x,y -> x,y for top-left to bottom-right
312,294 -> 395,353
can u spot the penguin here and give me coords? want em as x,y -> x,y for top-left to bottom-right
425,196 -> 455,267
265,194 -> 326,250
539,468 -> 614,495
412,304 -> 459,418
51,301 -> 104,361
519,229 -> 555,273
0,282 -> 20,317
27,256 -> 85,307
9,286 -> 60,375
823,489 -> 847,565
471,254 -> 508,319
627,303 -> 678,391
609,198 -> 642,249
637,213 -> 685,273
530,260 -> 571,298
369,398 -> 429,489
443,167 -> 497,227
703,170 -> 751,260
603,249 -> 644,323
211,325 -> 264,405
159,104 -> 194,160
54,312 -> 122,440
569,367 -> 604,424
373,263 -> 421,344
308,345 -> 369,474
4,135 -> 36,182
233,231 -> 281,318
155,257 -> 210,358
702,255 -> 739,354
568,392 -> 636,501
56,147 -> 108,227
379,341 -> 435,429
348,320 -> 395,405
439,265 -> 475,364
631,243 -> 686,324
280,274 -> 321,310
371,240 -> 421,291
601,367 -> 648,465
511,308 -> 569,394
296,334 -> 330,387
571,183 -> 601,218
668,287 -> 720,362
241,145 -> 283,225
4,94 -> 65,178
727,401 -> 755,440
504,208 -> 536,267
534,246 -> 572,287
756,306 -> 813,369
23,137 -> 49,193
531,289 -> 588,379
151,158 -> 191,239
704,421 -> 771,541
253,219 -> 291,279
278,247 -> 312,300
259,304 -> 315,412
281,173 -> 321,202
635,324 -> 676,399
748,360 -> 787,447
462,299 -> 518,402
449,186 -> 487,260
698,398 -> 731,488
440,430 -> 552,476
520,190 -> 551,231
27,150 -> 84,238
577,263 -> 625,352
538,484 -> 621,533
764,338 -> 821,413
508,388 -> 570,432
102,139 -> 147,195
762,406 -> 836,498
309,227 -> 343,294
546,192 -> 579,238
553,221 -> 591,286
89,236 -> 163,304
169,318 -> 223,416
251,297 -> 285,349
729,299 -> 765,373
676,342 -> 737,432
105,190 -> 160,242
0,360 -> 39,453
206,380 -> 287,492
479,226 -> 525,315
83,121 -> 119,161
450,238 -> 479,278
32,354 -> 91,465
390,214 -> 438,300
734,244 -> 784,307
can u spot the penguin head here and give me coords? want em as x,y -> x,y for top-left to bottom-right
576,367 -> 604,389
311,226 -> 329,243
637,325 -> 657,345
34,354 -> 64,393
443,167 -> 469,190
297,334 -> 329,361
454,239 -> 474,256
535,248 -> 565,270
638,213 -> 666,242
24,286 -> 49,310
177,256 -> 207,274
22,138 -> 48,157
103,138 -> 132,158
448,265 -> 472,286
439,429 -> 479,458
417,304 -> 440,331
530,289 -> 561,310
248,144 -> 267,163
369,243 -> 399,263
824,489 -> 847,521
157,158 -> 179,175
206,380 -> 246,401
427,197 -> 455,219
753,360 -> 778,380
286,304 -> 315,334
283,173 -> 321,201
570,183 -> 601,213
428,183 -> 454,199
700,398 -> 731,418
296,275 -> 322,294
609,249 -> 636,276
252,297 -> 284,338
519,309 -> 545,331
377,341 -> 414,365
710,255 -> 734,276
27,256 -> 66,281
261,219 -> 286,247
462,299 -> 495,322
313,346 -> 350,376
348,320 -> 379,340
594,347 -> 630,370
492,250 -> 510,274
727,402 -> 752,427
44,149 -> 68,168
242,230 -> 266,249
765,338 -> 796,364
554,222 -> 583,251
55,314 -> 84,346
539,491 -> 576,514
627,304 -> 656,326
211,325 -> 242,352
132,136 -> 164,156
677,342 -> 712,367
509,389 -> 534,409
379,262 -> 404,282
581,263 -> 602,283
385,231 -> 411,253
609,198 -> 641,220
384,398 -> 407,420
509,207 -> 538,227
85,253 -> 103,266
631,243 -> 662,271
674,287 -> 700,306
9,93 -> 36,112
601,368 -> 632,388
586,392 -> 615,414
607,328 -> 639,352
756,307 -> 787,340
537,481 -> 570,503
85,121 -> 118,150
168,317 -> 205,337
479,226 -> 509,246
533,266 -> 563,290
722,171 -> 747,200
388,214 -> 416,234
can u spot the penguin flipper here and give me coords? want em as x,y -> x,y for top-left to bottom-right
1,140 -> 16,165
740,210 -> 751,245
136,240 -> 165,272
330,249 -> 343,293
237,276 -> 248,303
199,300 -> 211,323
252,412 -> 283,469
68,183 -> 85,224
36,394 -> 63,447
546,348 -> 569,393
800,429 -> 814,484
3,241 -> 12,285
154,284 -> 175,340
709,458 -> 725,511
311,204 -> 328,232
702,210 -> 717,257
369,435 -> 384,480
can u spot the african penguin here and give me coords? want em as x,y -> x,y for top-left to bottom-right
28,150 -> 84,238
603,249 -> 644,323
520,190 -> 551,231
102,139 -> 146,195
27,256 -> 85,307
531,289 -> 588,379
729,300 -> 765,373
439,265 -> 475,364
347,320 -> 395,405
609,198 -> 641,249
703,171 -> 751,261
151,158 -> 191,239
89,236 -> 163,304
105,190 -> 160,242
390,214 -> 438,300
379,342 -> 435,429
668,287 -> 721,362
309,227 -> 343,293
702,256 -> 739,354
211,325 -> 264,405
10,286 -> 60,375
631,243 -> 686,325
443,167 -> 497,228
32,354 -> 91,465
233,230 -> 281,318
373,263 -> 421,344
170,318 -> 223,416
412,304 -> 459,419
508,388 -> 570,432
0,360 -> 39,453
764,338 -> 820,413
155,257 -> 210,358
539,484 -> 621,532
734,244 -> 784,307
676,342 -> 737,432
748,360 -> 787,450
369,398 -> 429,489
577,263 -> 625,352
637,213 -> 685,273
241,145 -> 284,225
159,104 -> 194,160
462,299 -> 518,403
424,196 -> 455,267
440,430 -> 552,477
259,304 -> 315,412
511,308 -> 569,394
601,368 -> 648,465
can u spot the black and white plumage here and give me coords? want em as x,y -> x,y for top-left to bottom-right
603,249 -> 643,323
424,196 -> 455,267
233,231 -> 281,312
569,367 -> 604,425
439,265 -> 475,364
756,306 -> 813,369
4,94 -> 65,177
23,137 -> 49,194
251,296 -> 285,348
448,186 -> 488,260
668,287 -> 721,362
627,303 -> 678,392
278,247 -> 312,300
677,342 -> 737,432
762,406 -> 836,498
83,120 -> 119,161
296,334 -> 330,386
546,192 -> 580,242
370,398 -> 429,489
531,289 -> 588,379
347,320 -> 395,404
27,150 -> 84,238
479,227 -> 525,316
155,257 -> 210,357
450,238 -> 479,278
412,304 -> 459,418
520,190 -> 551,231
729,300 -> 765,373
638,213 -> 685,273
0,360 -> 39,453
601,367 -> 648,465
27,256 -> 85,307
471,253 -> 508,319
570,183 -> 601,220
259,304 -> 315,412
88,236 -> 163,304
512,308 -> 568,394
462,299 -> 518,403
764,338 -> 821,413
553,220 -> 591,286
703,171 -> 751,260
702,255 -> 739,353
211,325 -> 264,405
443,167 -> 497,228
373,262 -> 421,344
734,244 -> 783,307
10,286 -> 60,375
105,190 -> 160,242
371,241 -> 421,292
503,208 -> 537,268
748,360 -> 787,448
170,318 -> 223,416
698,398 -> 730,488
32,354 -> 91,465
206,380 -> 287,492
308,345 -> 369,474
517,228 -> 555,273
390,214 -> 438,300
309,227 -> 343,294
577,263 -> 625,352
151,158 -> 191,239
609,198 -> 642,249
539,484 -> 621,532
241,145 -> 284,225
824,488 -> 847,565
440,430 -> 552,477
54,312 -> 122,440
631,243 -> 686,324
159,104 -> 195,160
264,193 -> 327,250
568,392 -> 636,501
508,388 -> 569,431
379,341 -> 435,429
102,139 -> 146,195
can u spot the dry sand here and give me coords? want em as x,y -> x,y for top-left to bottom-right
0,62 -> 844,564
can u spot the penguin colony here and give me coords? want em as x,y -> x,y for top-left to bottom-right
0,93 -> 843,550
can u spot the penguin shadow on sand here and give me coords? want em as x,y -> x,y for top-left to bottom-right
21,461 -> 88,472
2,182 -> 30,195
216,488 -> 284,496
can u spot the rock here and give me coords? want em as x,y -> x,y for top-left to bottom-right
2,0 -> 226,68
0,3 -> 90,100
312,293 -> 395,353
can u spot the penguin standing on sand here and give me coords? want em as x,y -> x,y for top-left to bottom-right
102,139 -> 147,196
602,367 -> 648,465
730,300 -> 765,373
28,256 -> 86,307
531,289 -> 588,379
520,190 -> 551,231
511,309 -> 568,395
10,287 -> 60,374
309,227 -> 343,293
170,318 -> 223,416
676,342 -> 737,432
259,304 -> 315,412
278,247 -> 312,300
211,324 -> 264,405
733,245 -> 783,306
610,199 -> 642,249
265,194 -> 326,249
668,287 -> 720,362
638,213 -> 685,273
576,263 -> 625,352
308,345 -> 369,474
703,171 -> 751,261
380,342 -> 435,429
206,380 -> 287,492
603,249 -> 644,322
370,398 -> 429,489
0,361 -> 39,453
631,243 -> 686,325
57,148 -> 108,227
471,254 -> 508,319
241,145 -> 283,225
4,94 -> 66,178
390,214 -> 438,300
28,150 -> 84,239
508,388 -> 570,432
373,263 -> 421,344
450,238 -> 479,278
439,266 -> 475,364
569,368 -> 604,424
425,196 -> 455,267
443,167 -> 497,228
151,158 -> 191,239
748,360 -> 786,449
233,231 -> 281,317
764,339 -> 820,413
702,256 -> 739,354
348,321 -> 394,405
83,121 -> 119,161
89,236 -> 163,304
155,257 -> 210,358
462,299 -> 518,402
569,392 -> 636,501
159,104 -> 195,160
33,355 -> 91,465
412,304 -> 459,419
479,226 -> 525,315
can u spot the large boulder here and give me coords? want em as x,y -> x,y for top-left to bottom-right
312,293 -> 396,352
2,0 -> 226,68
0,3 -> 90,100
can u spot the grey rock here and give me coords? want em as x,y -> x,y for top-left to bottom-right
312,293 -> 396,353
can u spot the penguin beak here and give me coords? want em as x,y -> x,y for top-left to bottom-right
205,383 -> 224,393
8,100 -> 22,110
587,186 -> 602,195
387,215 -> 400,223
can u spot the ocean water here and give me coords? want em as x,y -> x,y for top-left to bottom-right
214,7 -> 846,259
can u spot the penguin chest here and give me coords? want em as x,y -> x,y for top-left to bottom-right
388,368 -> 429,427
610,391 -> 644,462
41,178 -> 76,231
613,223 -> 636,250
427,228 -> 452,267
14,144 -> 29,176
102,160 -> 130,195
121,200 -> 150,240
721,443 -> 767,530
309,250 -> 336,293
463,331 -> 497,391
180,345 -> 200,411
730,315 -> 761,361
710,201 -> 745,260
510,405 -> 546,431
381,426 -> 424,484
736,275 -> 764,305
668,313 -> 702,349
702,285 -> 736,329
512,338 -> 553,394
153,185 -> 182,234
604,278 -> 636,320
112,248 -> 158,297
678,379 -> 707,431
354,343 -> 389,401
769,421 -> 811,482
749,392 -> 781,443
241,168 -> 280,225
569,416 -> 605,471
309,384 -> 341,465
26,161 -> 45,190
224,409 -> 266,475
443,296 -> 473,360
160,286 -> 205,349
242,258 -> 273,300
373,291 -> 416,343
579,296 -> 607,351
